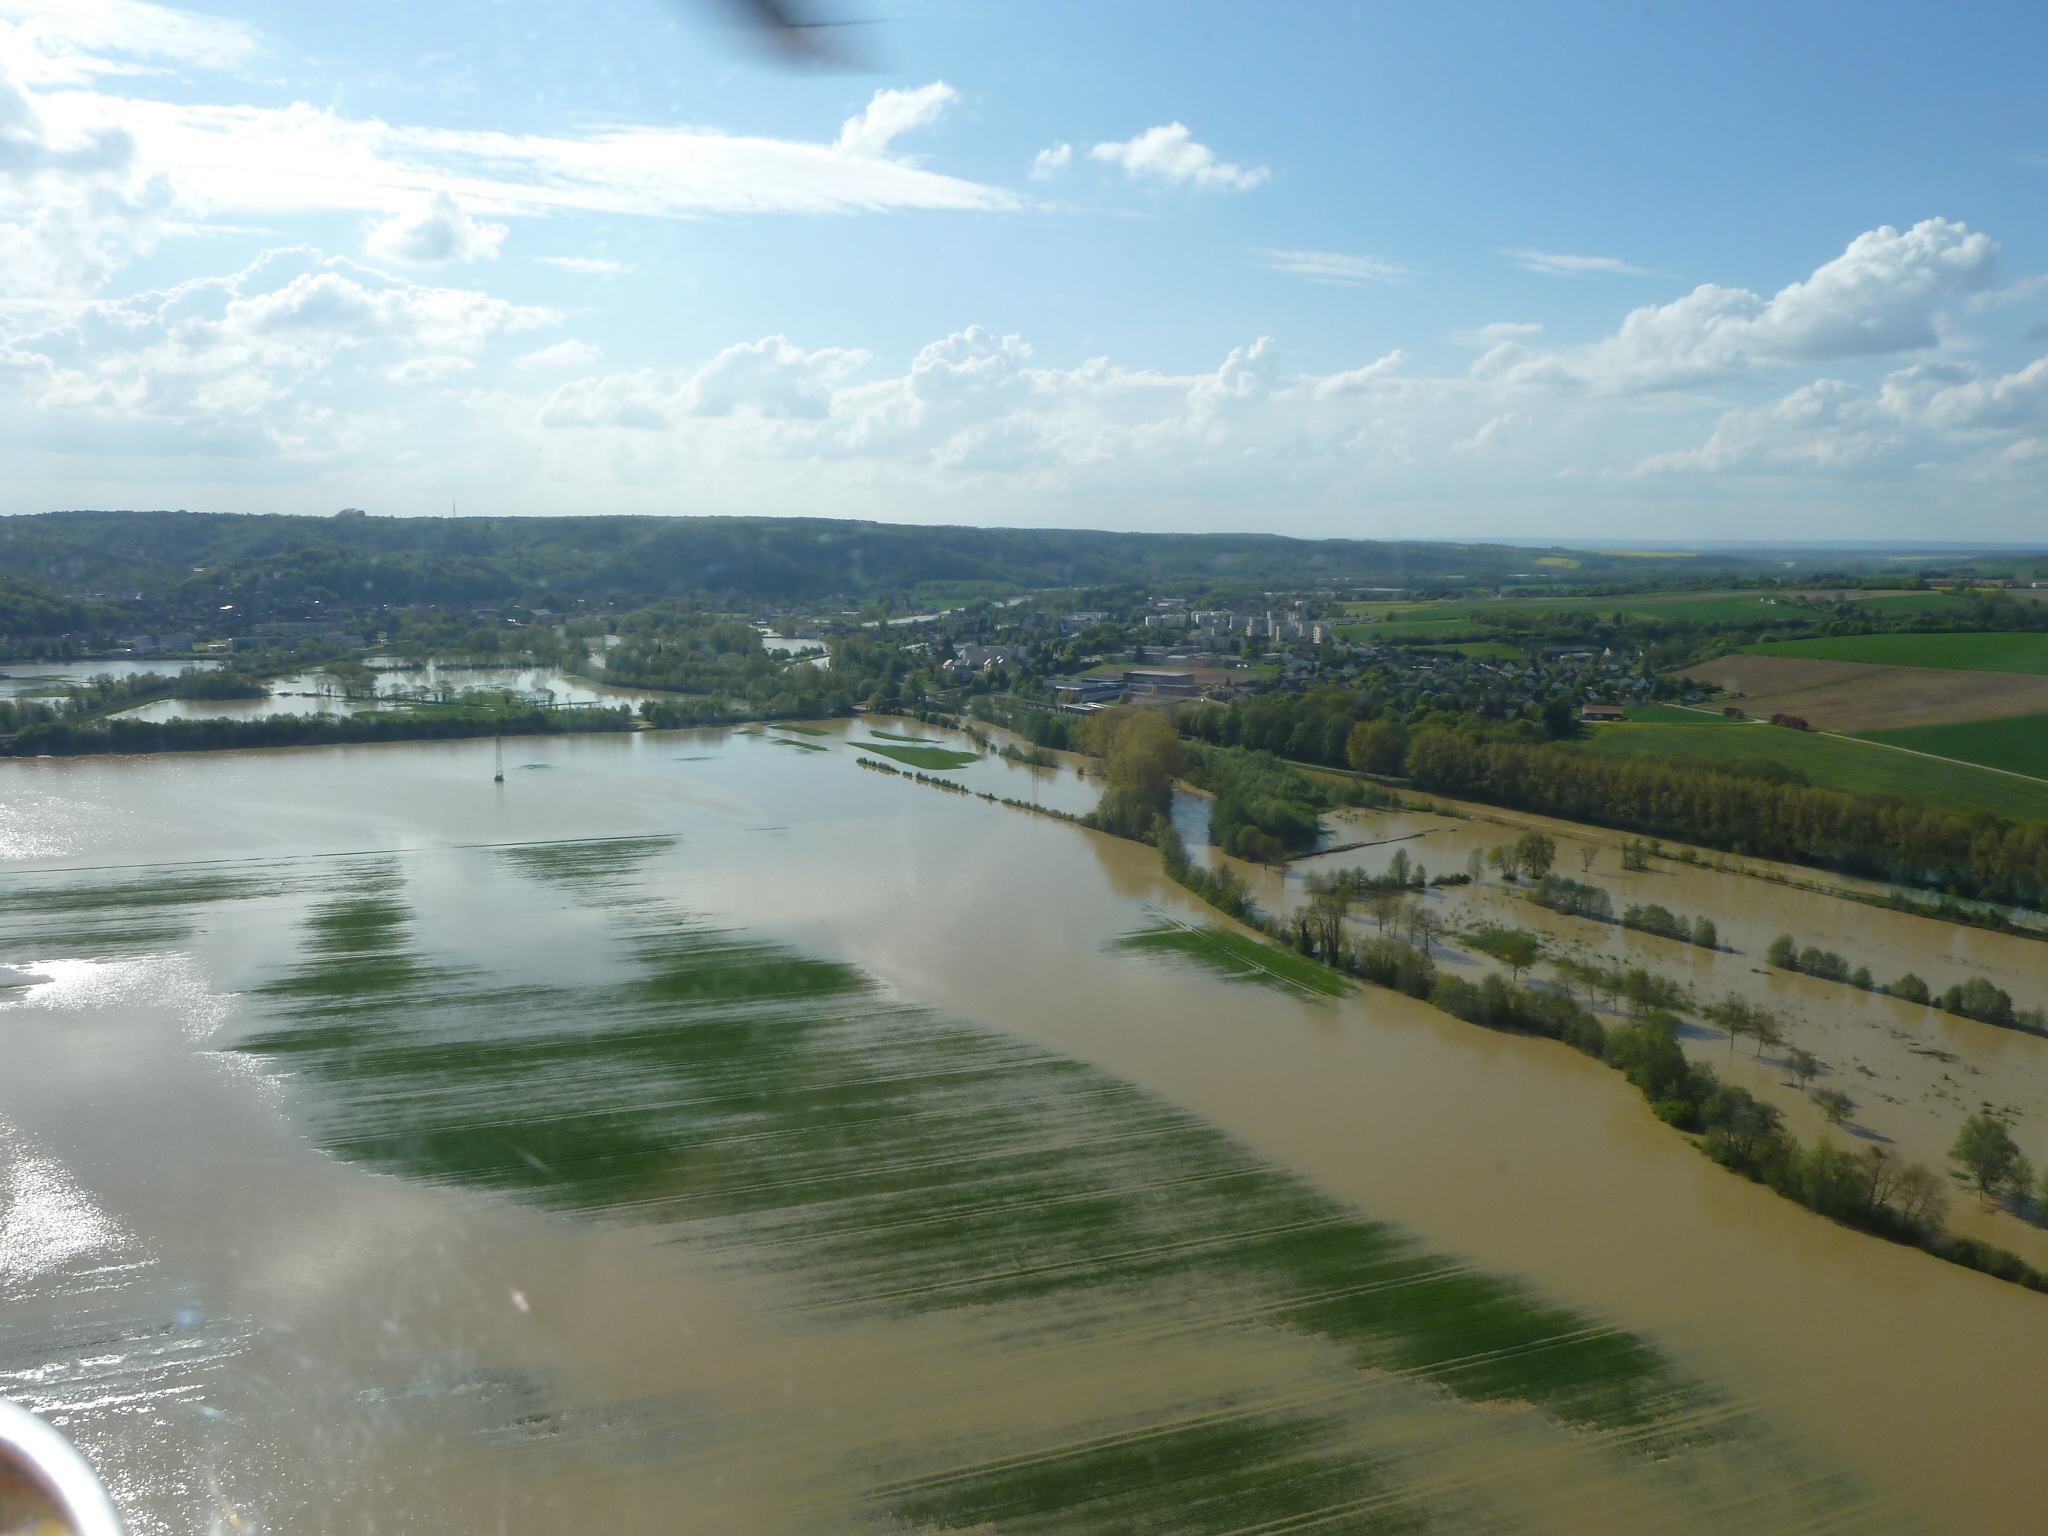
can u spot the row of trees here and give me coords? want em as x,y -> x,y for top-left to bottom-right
1404,727 -> 2048,909
1764,932 -> 2044,1031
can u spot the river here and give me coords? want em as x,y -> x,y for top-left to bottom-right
3,718 -> 2045,1535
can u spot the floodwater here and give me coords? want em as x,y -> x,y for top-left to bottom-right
3,721 -> 2046,1534
0,659 -> 220,700
1278,797 -> 2048,1264
111,665 -> 652,724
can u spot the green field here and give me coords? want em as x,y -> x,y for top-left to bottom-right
1745,632 -> 2048,674
1859,713 -> 2048,781
1565,721 -> 2048,821
863,740 -> 981,770
1339,589 -> 1981,643
1621,704 -> 1728,723
1115,922 -> 1350,996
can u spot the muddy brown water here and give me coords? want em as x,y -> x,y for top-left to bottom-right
2,721 -> 2045,1533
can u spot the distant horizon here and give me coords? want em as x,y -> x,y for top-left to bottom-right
8,506 -> 2047,560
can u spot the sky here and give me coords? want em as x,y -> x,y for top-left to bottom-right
2,0 -> 2047,542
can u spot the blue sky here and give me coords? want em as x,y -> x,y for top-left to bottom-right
3,0 -> 2047,541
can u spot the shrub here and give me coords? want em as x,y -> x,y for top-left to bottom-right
1529,874 -> 1614,920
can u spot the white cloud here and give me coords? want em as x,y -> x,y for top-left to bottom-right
534,255 -> 628,275
385,354 -> 474,383
1634,352 -> 2048,476
1481,219 -> 1998,393
0,0 -> 260,86
0,66 -> 169,296
539,335 -> 870,430
23,79 -> 1016,234
1256,248 -> 1406,285
833,82 -> 958,158
2,246 -> 559,457
366,189 -> 506,266
1505,249 -> 1650,278
1090,123 -> 1267,191
518,338 -> 602,369
1029,142 -> 1071,179
1449,321 -> 1543,346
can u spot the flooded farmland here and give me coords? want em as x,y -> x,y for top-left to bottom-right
6,720 -> 2048,1533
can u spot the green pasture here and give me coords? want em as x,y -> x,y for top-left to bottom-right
1115,922 -> 1350,997
1565,721 -> 2048,822
1859,713 -> 2048,782
863,740 -> 981,770
1343,589 -> 1981,639
1745,632 -> 2048,675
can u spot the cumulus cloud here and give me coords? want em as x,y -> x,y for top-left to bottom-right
517,338 -> 602,369
534,255 -> 628,275
1029,142 -> 1071,179
833,82 -> 958,158
1481,219 -> 1998,393
366,189 -> 506,265
1090,124 -> 1267,191
539,335 -> 870,430
1256,248 -> 1406,285
1635,352 -> 2048,476
0,67 -> 168,296
1505,249 -> 1649,278
4,246 -> 559,457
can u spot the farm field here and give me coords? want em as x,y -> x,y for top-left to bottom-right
1681,652 -> 2048,732
1562,719 -> 2048,821
1746,631 -> 2048,674
1859,712 -> 2048,781
1340,588 -> 1984,640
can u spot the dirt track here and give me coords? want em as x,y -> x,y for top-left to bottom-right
1681,653 -> 2048,731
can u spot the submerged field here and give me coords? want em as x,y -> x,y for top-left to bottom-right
1563,719 -> 2048,820
12,726 -> 2048,1532
2,830 -> 1873,1536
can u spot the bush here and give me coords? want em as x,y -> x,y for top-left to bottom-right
1943,977 -> 2016,1028
1891,972 -> 1932,1005
1529,874 -> 1614,920
1621,903 -> 1689,942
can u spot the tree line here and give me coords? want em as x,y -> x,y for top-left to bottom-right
1404,726 -> 2048,910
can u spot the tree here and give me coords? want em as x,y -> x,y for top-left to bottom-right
1893,1162 -> 1951,1231
1487,843 -> 1524,882
1579,842 -> 1599,874
1493,931 -> 1539,985
1304,872 -> 1354,961
1083,707 -> 1185,838
1749,1010 -> 1785,1059
1514,831 -> 1557,880
1786,1048 -> 1819,1090
1466,847 -> 1486,881
1766,934 -> 1798,969
1346,717 -> 1407,775
1406,902 -> 1441,953
1363,888 -> 1404,932
1815,1088 -> 1853,1126
1950,1112 -> 2025,1199
1691,917 -> 1718,951
1891,972 -> 1931,1005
